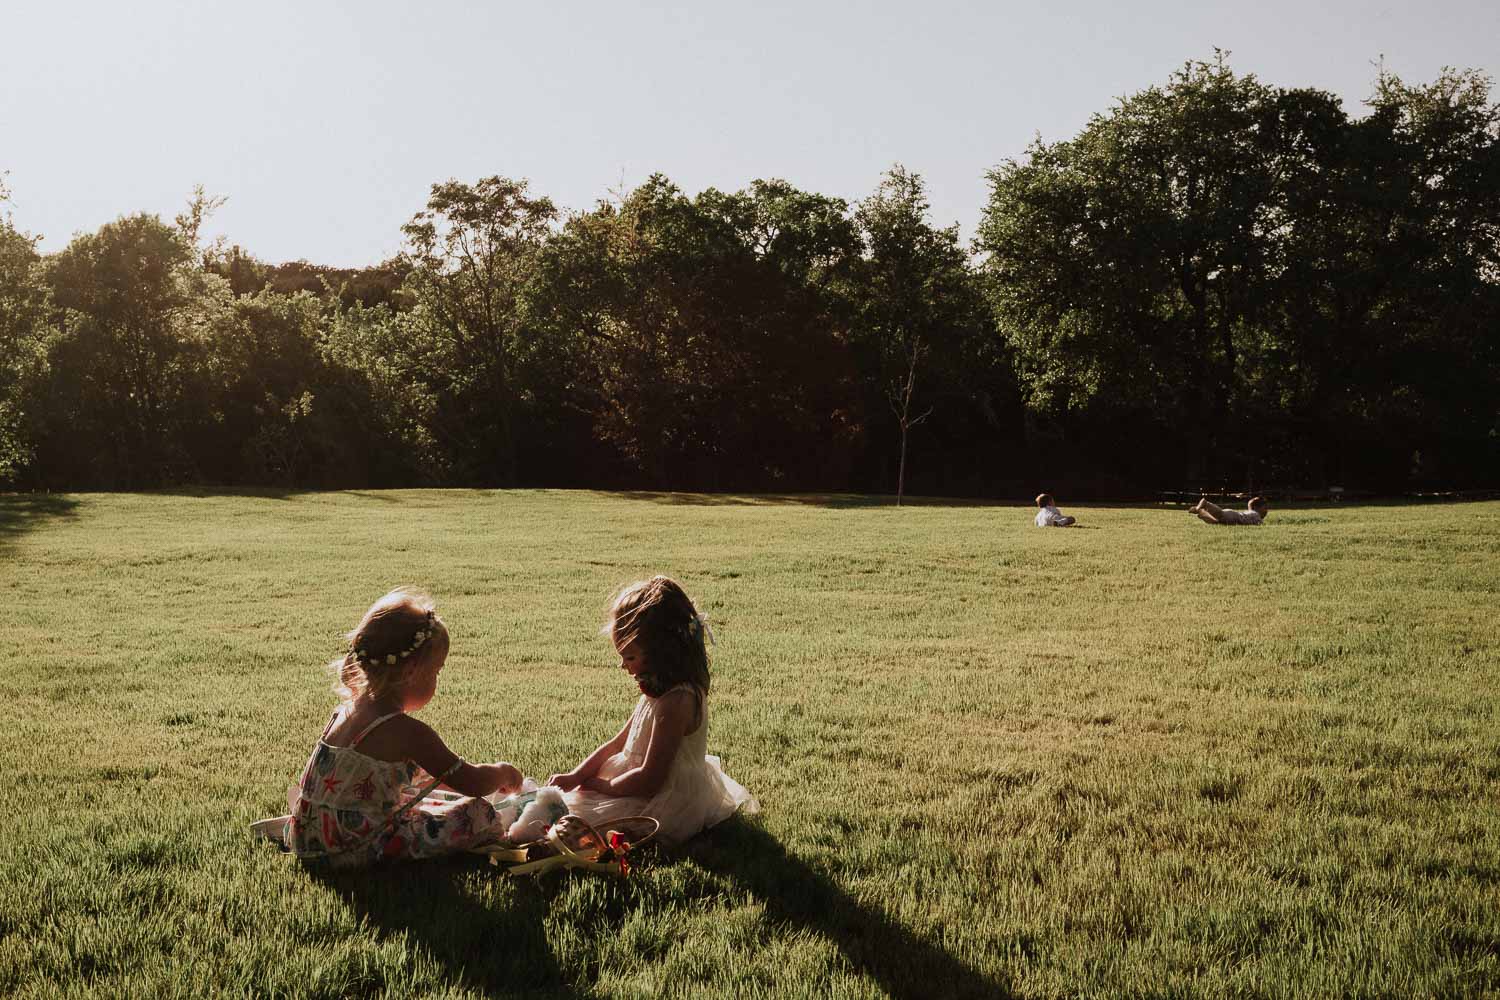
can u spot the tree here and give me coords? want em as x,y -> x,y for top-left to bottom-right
199,289 -> 332,486
979,56 -> 1500,490
319,298 -> 451,485
39,214 -> 200,486
0,177 -> 48,484
1262,68 -> 1500,484
528,175 -> 862,489
397,176 -> 558,484
853,166 -> 979,504
979,57 -> 1355,486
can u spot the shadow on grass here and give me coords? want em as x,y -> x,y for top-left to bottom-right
307,858 -> 582,998
302,821 -> 1008,998
0,492 -> 80,547
607,491 -> 1467,512
135,486 -> 311,501
602,491 -> 1012,510
688,820 -> 1014,1000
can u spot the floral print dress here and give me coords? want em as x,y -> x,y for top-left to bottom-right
277,709 -> 504,865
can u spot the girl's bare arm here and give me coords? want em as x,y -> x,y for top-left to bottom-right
579,690 -> 694,798
388,716 -> 521,797
548,715 -> 632,789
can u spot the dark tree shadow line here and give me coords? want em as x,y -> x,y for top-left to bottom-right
0,493 -> 80,548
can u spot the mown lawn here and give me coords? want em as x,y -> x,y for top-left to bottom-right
1,490 -> 1497,998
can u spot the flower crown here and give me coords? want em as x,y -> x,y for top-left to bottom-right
354,610 -> 437,669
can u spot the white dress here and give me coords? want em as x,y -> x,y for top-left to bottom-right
564,684 -> 758,844
1035,505 -> 1074,527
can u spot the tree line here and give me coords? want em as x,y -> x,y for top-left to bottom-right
2,58 -> 1496,496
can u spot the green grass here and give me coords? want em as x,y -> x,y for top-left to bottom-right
2,490 -> 1498,999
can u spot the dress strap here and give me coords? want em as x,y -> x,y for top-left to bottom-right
352,712 -> 404,747
318,707 -> 346,742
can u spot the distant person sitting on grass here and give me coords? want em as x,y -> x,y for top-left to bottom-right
1188,496 -> 1268,526
1034,493 -> 1077,527
251,588 -> 523,866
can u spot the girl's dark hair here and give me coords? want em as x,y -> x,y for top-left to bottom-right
606,576 -> 710,698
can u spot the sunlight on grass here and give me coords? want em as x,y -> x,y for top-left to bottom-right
2,491 -> 1497,997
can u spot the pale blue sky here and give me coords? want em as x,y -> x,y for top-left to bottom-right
4,1 -> 1496,266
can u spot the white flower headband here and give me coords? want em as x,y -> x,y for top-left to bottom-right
354,610 -> 437,668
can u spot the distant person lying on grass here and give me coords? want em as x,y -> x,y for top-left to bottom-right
1034,493 -> 1077,527
1188,496 -> 1268,526
251,588 -> 523,866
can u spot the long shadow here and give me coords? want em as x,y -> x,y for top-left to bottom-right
687,820 -> 1014,999
601,490 -> 1013,509
302,824 -> 1010,997
608,490 -> 1500,512
1161,490 -> 1500,508
306,857 -> 586,998
134,485 -> 311,501
0,492 -> 80,547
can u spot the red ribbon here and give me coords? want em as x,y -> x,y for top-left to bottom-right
609,831 -> 631,877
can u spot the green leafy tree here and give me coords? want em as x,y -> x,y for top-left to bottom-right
528,175 -> 862,488
980,57 -> 1343,483
39,214 -> 201,486
319,299 -> 451,485
197,289 -> 333,486
0,177 -> 49,484
980,57 -> 1500,488
1263,68 -> 1500,483
397,176 -> 558,484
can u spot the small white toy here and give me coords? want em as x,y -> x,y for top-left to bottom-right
486,782 -> 568,843
506,786 -> 568,843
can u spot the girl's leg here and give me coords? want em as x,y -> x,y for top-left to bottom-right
1194,499 -> 1226,524
390,796 -> 505,860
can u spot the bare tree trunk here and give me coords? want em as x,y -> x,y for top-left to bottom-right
896,422 -> 909,507
890,336 -> 932,508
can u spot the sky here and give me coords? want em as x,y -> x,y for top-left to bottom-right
4,0 -> 1497,267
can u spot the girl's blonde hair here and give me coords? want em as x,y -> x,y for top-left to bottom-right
330,588 -> 449,704
606,576 -> 710,698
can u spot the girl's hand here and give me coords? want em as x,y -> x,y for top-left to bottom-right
547,771 -> 584,791
580,776 -> 614,795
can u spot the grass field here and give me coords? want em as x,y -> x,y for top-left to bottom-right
1,490 -> 1497,999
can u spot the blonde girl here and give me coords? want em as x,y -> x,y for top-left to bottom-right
257,588 -> 521,864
